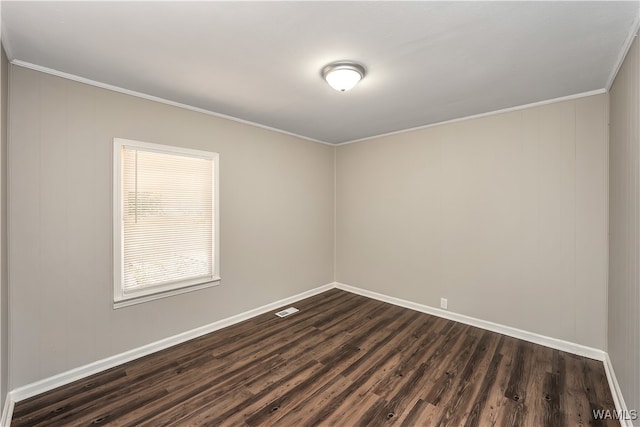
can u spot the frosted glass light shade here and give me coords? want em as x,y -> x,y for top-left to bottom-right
322,62 -> 365,92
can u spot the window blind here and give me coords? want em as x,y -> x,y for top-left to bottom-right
121,145 -> 214,294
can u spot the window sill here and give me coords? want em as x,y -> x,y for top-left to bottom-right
113,278 -> 221,309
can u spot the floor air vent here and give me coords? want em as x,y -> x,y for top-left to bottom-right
275,307 -> 299,318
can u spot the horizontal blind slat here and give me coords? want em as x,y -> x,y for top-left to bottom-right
121,145 -> 214,292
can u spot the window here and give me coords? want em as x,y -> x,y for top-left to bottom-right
113,138 -> 219,308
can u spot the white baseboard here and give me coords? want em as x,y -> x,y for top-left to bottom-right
334,282 -> 606,361
335,283 -> 637,424
0,393 -> 14,427
4,281 -> 628,427
604,353 -> 634,427
8,282 -> 334,404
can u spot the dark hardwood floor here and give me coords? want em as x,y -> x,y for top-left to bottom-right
12,289 -> 617,426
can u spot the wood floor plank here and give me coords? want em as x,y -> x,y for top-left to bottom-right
340,309 -> 424,381
424,332 -> 479,407
563,353 -> 591,427
363,361 -> 431,425
14,350 -> 217,426
582,357 -> 619,427
241,306 -> 420,426
13,290 -> 355,425
129,322 -> 340,426
373,328 -> 447,403
239,364 -> 342,426
524,344 -> 554,427
432,331 -> 502,427
302,315 -> 429,426
329,390 -> 385,427
371,313 -> 441,396
11,289 -> 617,427
399,398 -> 435,426
265,373 -> 354,426
499,340 -> 533,426
145,359 -> 326,426
462,337 -> 504,427
474,336 -> 519,427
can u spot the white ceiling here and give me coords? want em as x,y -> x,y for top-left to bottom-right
2,1 -> 639,144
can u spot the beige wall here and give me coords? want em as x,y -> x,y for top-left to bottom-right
4,59 -> 619,394
336,94 -> 609,350
609,33 -> 640,415
0,45 -> 8,405
8,66 -> 335,389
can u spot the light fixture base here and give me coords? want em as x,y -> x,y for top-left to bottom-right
321,61 -> 366,92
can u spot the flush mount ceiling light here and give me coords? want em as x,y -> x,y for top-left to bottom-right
322,61 -> 366,92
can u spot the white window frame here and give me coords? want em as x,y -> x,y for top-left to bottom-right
113,138 -> 220,308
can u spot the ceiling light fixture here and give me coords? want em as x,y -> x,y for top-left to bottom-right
322,61 -> 366,92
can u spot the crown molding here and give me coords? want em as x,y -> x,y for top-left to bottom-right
10,60 -> 615,148
606,15 -> 640,91
336,88 -> 608,146
10,60 -> 334,147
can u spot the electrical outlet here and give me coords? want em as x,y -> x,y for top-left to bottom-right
440,298 -> 448,310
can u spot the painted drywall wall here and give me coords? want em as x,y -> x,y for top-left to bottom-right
0,45 -> 8,407
336,94 -> 609,350
609,33 -> 640,416
7,66 -> 335,389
